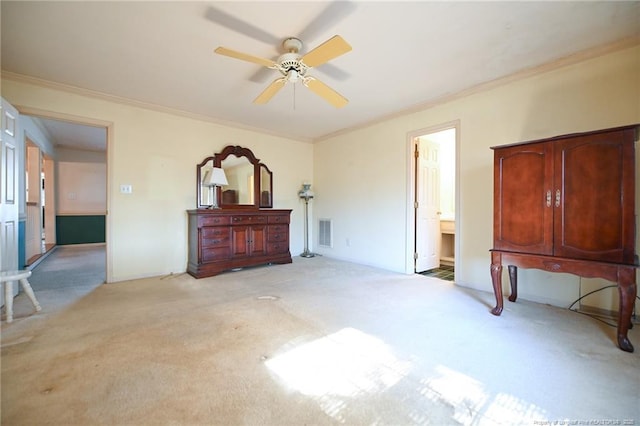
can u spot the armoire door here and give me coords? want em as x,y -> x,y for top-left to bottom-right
493,141 -> 554,255
553,128 -> 636,263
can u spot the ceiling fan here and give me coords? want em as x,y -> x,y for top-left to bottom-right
215,35 -> 352,108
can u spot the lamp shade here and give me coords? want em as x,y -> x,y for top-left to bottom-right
298,183 -> 314,198
203,167 -> 228,187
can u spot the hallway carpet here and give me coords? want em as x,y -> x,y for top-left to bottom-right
1,251 -> 638,425
23,244 -> 105,317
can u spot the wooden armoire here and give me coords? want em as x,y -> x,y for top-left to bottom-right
490,125 -> 639,352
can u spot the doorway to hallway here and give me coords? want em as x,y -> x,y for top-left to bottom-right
20,110 -> 109,282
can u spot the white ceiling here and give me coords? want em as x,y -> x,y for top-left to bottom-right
30,117 -> 108,152
2,1 -> 639,148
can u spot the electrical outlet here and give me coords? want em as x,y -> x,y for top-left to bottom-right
120,184 -> 133,194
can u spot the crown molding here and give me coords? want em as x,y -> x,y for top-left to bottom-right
0,71 -> 312,144
315,36 -> 640,142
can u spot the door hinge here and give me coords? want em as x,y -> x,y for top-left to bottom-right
414,201 -> 418,209
414,252 -> 418,260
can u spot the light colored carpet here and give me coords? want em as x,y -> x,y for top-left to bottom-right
1,248 -> 638,425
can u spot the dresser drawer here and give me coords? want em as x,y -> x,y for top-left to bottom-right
267,242 -> 289,254
201,227 -> 230,247
202,247 -> 230,262
268,224 -> 288,234
268,229 -> 289,243
231,215 -> 268,225
268,215 -> 290,224
199,215 -> 231,227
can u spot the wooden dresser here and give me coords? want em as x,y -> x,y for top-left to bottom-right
187,209 -> 292,278
490,125 -> 639,352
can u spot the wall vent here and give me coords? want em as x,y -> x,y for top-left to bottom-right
318,219 -> 332,248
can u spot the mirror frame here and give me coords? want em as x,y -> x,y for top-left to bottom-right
196,146 -> 273,209
196,156 -> 215,209
259,163 -> 273,208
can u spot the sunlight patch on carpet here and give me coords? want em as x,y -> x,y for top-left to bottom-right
419,365 -> 549,425
266,327 -> 411,398
266,329 -> 549,424
265,327 -> 412,421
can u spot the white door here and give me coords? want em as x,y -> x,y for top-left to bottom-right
415,137 -> 440,272
1,98 -> 20,306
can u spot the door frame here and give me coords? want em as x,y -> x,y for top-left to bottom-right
405,120 -> 460,275
15,106 -> 113,283
24,139 -> 43,264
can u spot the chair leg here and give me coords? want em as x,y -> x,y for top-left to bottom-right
19,278 -> 41,312
4,281 -> 14,323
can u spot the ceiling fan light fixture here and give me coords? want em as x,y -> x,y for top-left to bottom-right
277,52 -> 308,79
286,70 -> 300,83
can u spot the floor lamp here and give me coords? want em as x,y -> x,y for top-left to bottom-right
298,183 -> 315,258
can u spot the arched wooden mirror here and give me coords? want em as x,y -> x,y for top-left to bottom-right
196,146 -> 273,209
259,163 -> 273,207
196,156 -> 215,209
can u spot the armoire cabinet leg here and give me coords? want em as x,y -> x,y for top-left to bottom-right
490,262 -> 503,316
508,265 -> 518,302
616,267 -> 636,353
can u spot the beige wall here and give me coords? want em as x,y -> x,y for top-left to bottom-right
1,80 -> 313,282
57,162 -> 106,215
314,45 -> 640,311
56,148 -> 106,215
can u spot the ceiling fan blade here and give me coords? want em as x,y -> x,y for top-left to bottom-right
297,1 -> 357,43
301,35 -> 352,68
305,78 -> 348,108
214,47 -> 276,68
254,79 -> 286,104
205,6 -> 280,45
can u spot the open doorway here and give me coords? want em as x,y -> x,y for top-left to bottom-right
407,123 -> 458,281
20,111 -> 108,283
24,141 -> 56,266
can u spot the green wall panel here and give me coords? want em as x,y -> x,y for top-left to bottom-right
56,215 -> 105,245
